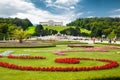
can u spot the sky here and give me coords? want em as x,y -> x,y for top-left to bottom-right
0,0 -> 120,25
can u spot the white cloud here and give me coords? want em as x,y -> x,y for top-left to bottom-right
70,6 -> 75,9
109,9 -> 120,18
46,0 -> 80,11
113,9 -> 120,12
55,0 -> 79,5
0,0 -> 83,25
87,16 -> 94,18
45,0 -> 52,4
0,0 -> 34,17
110,15 -> 120,18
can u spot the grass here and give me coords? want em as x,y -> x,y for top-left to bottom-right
43,26 -> 75,32
25,26 -> 91,34
0,44 -> 120,80
26,26 -> 35,34
44,26 -> 91,34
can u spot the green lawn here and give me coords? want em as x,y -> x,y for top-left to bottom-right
26,26 -> 91,34
44,26 -> 91,34
0,44 -> 120,80
44,26 -> 75,32
26,26 -> 36,34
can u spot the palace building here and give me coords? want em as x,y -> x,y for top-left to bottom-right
39,20 -> 63,26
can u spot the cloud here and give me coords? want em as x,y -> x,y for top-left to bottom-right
109,9 -> 120,18
110,15 -> 120,17
0,0 -> 83,25
87,16 -> 94,18
70,6 -> 75,9
55,0 -> 79,5
0,0 -> 34,17
45,0 -> 52,4
113,9 -> 120,12
45,0 -> 80,11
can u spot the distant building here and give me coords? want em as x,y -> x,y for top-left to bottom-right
39,20 -> 63,26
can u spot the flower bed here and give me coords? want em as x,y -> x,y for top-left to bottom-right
54,51 -> 66,55
0,57 -> 119,71
83,48 -> 108,52
0,55 -> 2,58
54,48 -> 108,55
7,55 -> 46,59
55,58 -> 80,64
103,46 -> 120,49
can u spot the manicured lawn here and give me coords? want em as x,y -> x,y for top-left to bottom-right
44,26 -> 91,34
0,44 -> 120,80
25,26 -> 91,34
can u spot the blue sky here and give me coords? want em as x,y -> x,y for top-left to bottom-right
0,0 -> 120,25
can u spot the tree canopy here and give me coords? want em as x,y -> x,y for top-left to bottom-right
67,17 -> 120,38
0,17 -> 33,40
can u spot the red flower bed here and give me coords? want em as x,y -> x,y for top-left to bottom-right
0,57 -> 119,71
0,55 -> 2,58
7,55 -> 46,59
55,58 -> 80,64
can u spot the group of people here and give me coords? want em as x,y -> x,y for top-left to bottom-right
92,38 -> 116,44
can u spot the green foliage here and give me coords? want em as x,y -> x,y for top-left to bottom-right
0,17 -> 33,40
13,29 -> 30,43
43,26 -> 91,36
108,30 -> 116,39
0,17 -> 33,30
60,27 -> 80,36
34,25 -> 58,36
25,26 -> 36,35
34,24 -> 44,36
67,17 -> 120,38
0,23 -> 14,40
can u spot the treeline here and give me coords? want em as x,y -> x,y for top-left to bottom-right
67,17 -> 120,38
35,25 -> 89,36
34,24 -> 58,36
0,17 -> 33,30
0,17 -> 33,40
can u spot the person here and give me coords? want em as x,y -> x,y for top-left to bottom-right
93,38 -> 95,44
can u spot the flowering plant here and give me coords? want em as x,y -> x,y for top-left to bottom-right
0,57 -> 119,72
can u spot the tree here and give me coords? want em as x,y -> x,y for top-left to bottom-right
13,28 -> 30,43
34,24 -> 43,36
60,27 -> 80,36
0,23 -> 9,40
67,17 -> 120,38
108,30 -> 116,43
108,30 -> 116,39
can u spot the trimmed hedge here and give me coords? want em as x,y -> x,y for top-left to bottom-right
0,45 -> 56,48
68,44 -> 94,48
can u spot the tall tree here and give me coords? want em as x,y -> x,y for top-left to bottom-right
13,28 -> 30,43
34,24 -> 43,36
